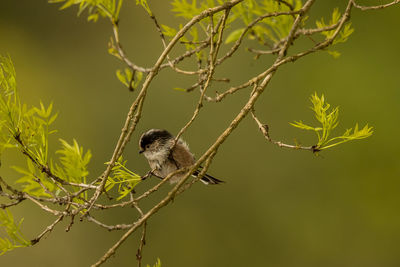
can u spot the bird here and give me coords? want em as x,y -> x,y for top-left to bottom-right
138,129 -> 224,185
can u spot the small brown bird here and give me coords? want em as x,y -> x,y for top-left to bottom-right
139,129 -> 224,185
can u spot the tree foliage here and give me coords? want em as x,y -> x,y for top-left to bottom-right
0,209 -> 30,255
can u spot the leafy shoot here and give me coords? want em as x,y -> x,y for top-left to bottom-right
105,157 -> 141,201
0,209 -> 30,255
290,92 -> 373,151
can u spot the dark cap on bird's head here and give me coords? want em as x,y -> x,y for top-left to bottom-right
139,129 -> 173,153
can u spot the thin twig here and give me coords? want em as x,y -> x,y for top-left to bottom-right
85,214 -> 133,231
352,0 -> 399,10
33,175 -> 58,200
275,0 -> 295,10
132,202 -> 146,267
247,47 -> 280,55
136,221 -> 147,267
111,21 -> 149,73
251,109 -> 315,151
0,199 -> 24,209
24,194 -> 63,216
30,215 -> 64,245
65,214 -> 75,232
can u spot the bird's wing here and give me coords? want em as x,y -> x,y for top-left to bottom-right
170,142 -> 195,168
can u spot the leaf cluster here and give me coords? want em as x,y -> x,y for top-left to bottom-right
116,68 -> 143,91
105,157 -> 141,201
1,55 -> 143,255
0,55 -> 92,195
163,0 -> 240,61
165,1 -> 356,61
12,160 -> 57,198
49,0 -> 124,22
146,258 -> 161,267
291,93 -> 373,151
0,55 -> 20,152
0,55 -> 92,248
0,56 -> 58,164
227,0 -> 302,44
316,8 -> 354,57
11,138 -> 92,199
0,57 -> 58,197
55,139 -> 92,185
0,209 -> 30,255
163,0 -> 302,62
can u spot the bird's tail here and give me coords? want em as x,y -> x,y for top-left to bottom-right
193,170 -> 224,185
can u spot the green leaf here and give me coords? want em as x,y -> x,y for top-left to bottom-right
161,24 -> 177,38
173,87 -> 187,92
290,121 -> 320,131
146,258 -> 162,267
136,0 -> 152,15
48,113 -> 59,125
225,28 -> 245,44
171,0 -> 202,19
87,13 -> 100,22
133,71 -> 143,89
327,50 -> 341,58
116,69 -> 128,87
49,0 -> 124,21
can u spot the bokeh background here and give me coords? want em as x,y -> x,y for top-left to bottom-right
1,1 -> 400,266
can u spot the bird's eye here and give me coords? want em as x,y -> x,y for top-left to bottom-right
145,144 -> 150,149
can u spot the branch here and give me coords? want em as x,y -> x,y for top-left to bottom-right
111,21 -> 149,73
0,199 -> 24,209
14,133 -> 96,190
133,203 -> 146,267
247,47 -> 280,56
136,221 -> 147,267
85,214 -> 133,231
352,0 -> 400,10
30,215 -> 64,245
251,109 -> 315,151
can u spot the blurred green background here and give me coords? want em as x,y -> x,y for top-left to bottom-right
1,1 -> 400,266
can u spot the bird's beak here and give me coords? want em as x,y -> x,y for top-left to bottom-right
139,149 -> 144,154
